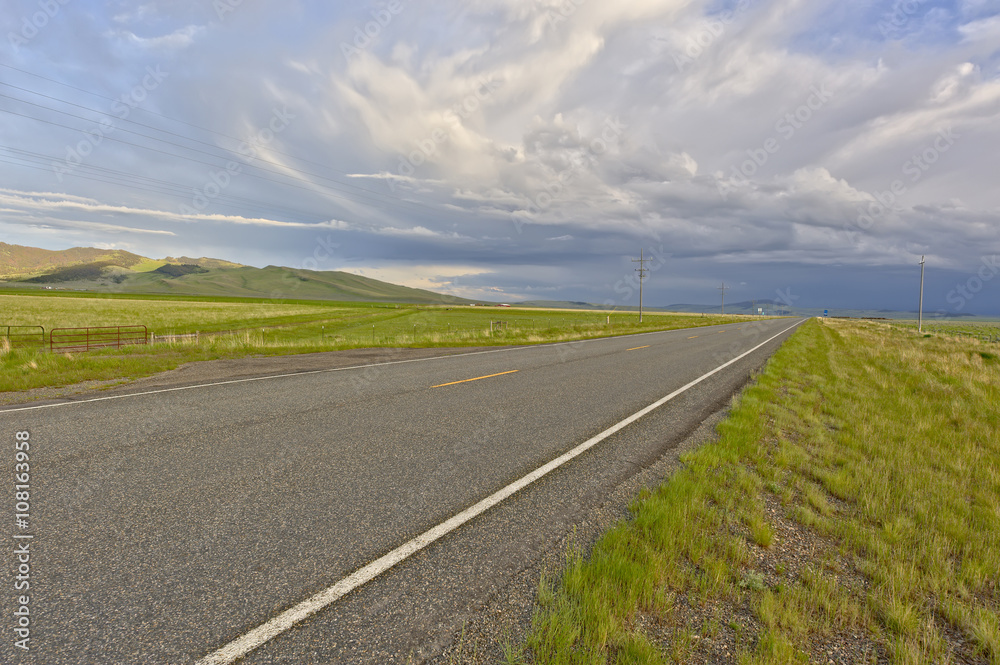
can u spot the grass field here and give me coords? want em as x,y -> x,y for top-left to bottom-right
518,318 -> 999,664
893,320 -> 1000,344
0,292 -> 752,393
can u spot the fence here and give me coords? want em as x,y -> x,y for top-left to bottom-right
1,326 -> 46,349
50,326 -> 148,352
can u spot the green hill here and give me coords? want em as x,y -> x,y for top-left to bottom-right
0,243 -> 474,305
162,256 -> 244,270
0,242 -> 148,279
116,265 -> 473,304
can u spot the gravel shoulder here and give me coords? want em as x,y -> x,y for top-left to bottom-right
432,406 -> 733,664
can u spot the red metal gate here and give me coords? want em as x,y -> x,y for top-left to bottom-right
50,326 -> 148,352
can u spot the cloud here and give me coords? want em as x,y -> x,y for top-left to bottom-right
0,190 -> 349,230
115,24 -> 205,50
0,214 -> 175,237
1,0 -> 998,311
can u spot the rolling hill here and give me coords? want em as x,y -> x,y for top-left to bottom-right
0,242 -> 152,279
0,243 -> 475,305
112,265 -> 474,304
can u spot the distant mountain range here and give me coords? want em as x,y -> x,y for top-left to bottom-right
516,299 -> 794,315
0,243 -> 473,305
515,298 -> 978,320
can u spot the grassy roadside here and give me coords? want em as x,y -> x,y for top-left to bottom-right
0,293 -> 752,393
891,320 -> 1000,345
518,318 -> 999,664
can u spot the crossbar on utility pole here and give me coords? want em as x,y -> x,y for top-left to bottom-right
632,249 -> 650,323
918,255 -> 926,333
718,282 -> 730,315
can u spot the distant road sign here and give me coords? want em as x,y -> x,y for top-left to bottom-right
824,310 -> 829,317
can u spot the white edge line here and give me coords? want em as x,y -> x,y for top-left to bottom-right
194,318 -> 806,665
0,319 -> 795,414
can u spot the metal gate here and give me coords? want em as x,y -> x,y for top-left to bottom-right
50,326 -> 148,352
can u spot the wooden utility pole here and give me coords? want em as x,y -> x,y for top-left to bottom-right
718,282 -> 730,315
632,249 -> 650,323
918,256 -> 926,333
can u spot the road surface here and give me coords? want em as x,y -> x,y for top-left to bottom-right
1,317 -> 805,664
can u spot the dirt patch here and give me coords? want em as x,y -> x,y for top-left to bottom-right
649,489 -> 889,665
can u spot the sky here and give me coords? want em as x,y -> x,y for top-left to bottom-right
1,0 -> 998,314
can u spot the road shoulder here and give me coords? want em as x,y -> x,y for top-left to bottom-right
432,404 -> 733,664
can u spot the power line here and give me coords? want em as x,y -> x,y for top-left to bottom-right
0,106 -> 454,220
0,85 -> 413,205
0,62 -> 344,174
0,66 -> 473,222
0,145 -> 329,222
0,98 -> 424,214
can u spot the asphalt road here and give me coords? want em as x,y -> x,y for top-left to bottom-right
1,317 -> 804,664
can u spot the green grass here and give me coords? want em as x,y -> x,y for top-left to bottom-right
0,292 -> 755,393
522,318 -> 1000,664
893,320 -> 1000,344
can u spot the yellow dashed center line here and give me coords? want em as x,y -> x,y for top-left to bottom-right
626,345 -> 651,351
432,370 -> 519,388
688,336 -> 698,339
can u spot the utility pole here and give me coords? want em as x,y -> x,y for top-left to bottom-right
918,255 -> 926,333
632,249 -> 650,323
718,282 -> 730,315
